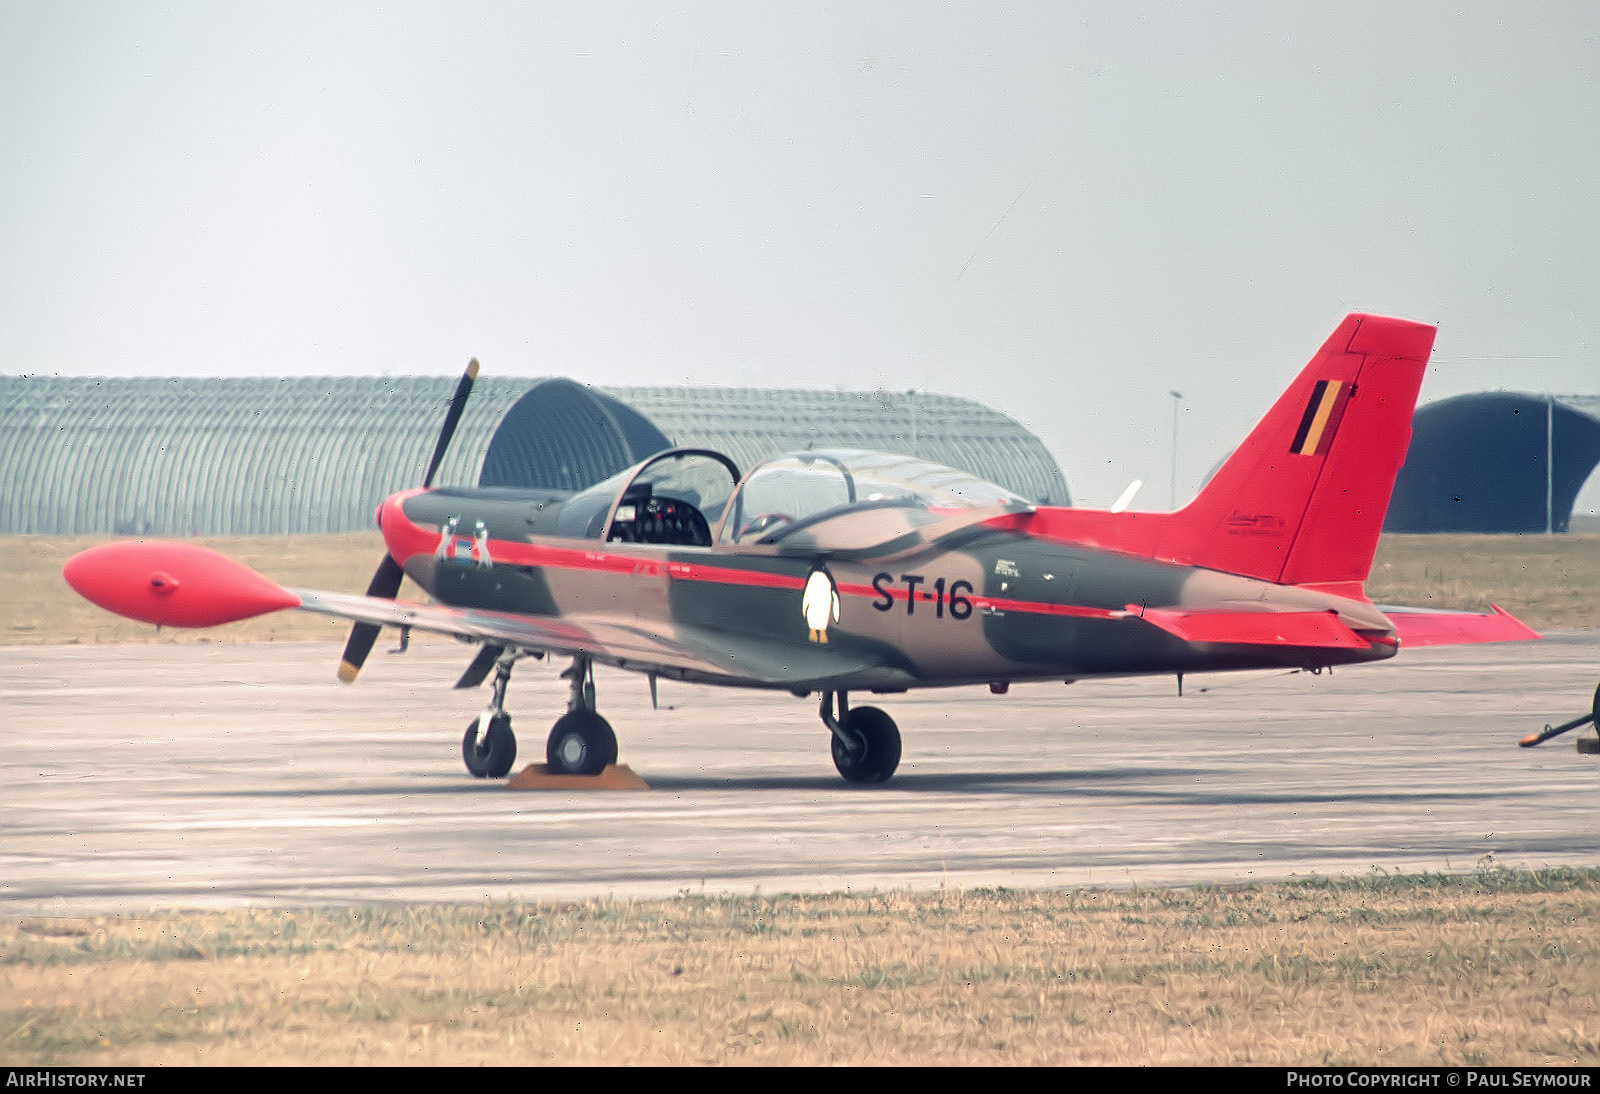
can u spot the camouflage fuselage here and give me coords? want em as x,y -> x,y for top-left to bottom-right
387,487 -> 1398,693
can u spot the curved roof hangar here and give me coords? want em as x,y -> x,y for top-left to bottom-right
0,375 -> 1068,535
1385,392 -> 1600,533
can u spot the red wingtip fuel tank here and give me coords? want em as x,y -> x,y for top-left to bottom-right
63,541 -> 301,628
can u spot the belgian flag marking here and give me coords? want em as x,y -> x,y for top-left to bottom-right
1290,379 -> 1346,456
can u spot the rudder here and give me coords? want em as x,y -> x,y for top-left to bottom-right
1170,313 -> 1435,587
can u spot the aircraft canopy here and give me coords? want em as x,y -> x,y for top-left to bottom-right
720,448 -> 1028,545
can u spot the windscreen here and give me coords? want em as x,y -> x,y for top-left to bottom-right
721,449 -> 1025,543
554,449 -> 740,541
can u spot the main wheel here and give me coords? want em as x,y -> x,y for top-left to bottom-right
546,710 -> 619,776
830,706 -> 901,784
462,714 -> 517,779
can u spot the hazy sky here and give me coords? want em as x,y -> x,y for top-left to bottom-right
4,2 -> 1598,512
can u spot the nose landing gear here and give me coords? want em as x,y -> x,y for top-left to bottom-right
462,713 -> 516,778
463,648 -> 521,778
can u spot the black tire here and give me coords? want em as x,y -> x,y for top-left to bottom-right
462,714 -> 516,779
546,711 -> 618,776
830,706 -> 901,785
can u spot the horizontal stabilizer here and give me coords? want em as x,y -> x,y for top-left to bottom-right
1132,606 -> 1370,649
1380,604 -> 1540,648
63,541 -> 300,627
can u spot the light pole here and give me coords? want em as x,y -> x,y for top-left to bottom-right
908,390 -> 918,457
1169,390 -> 1184,509
1546,392 -> 1554,535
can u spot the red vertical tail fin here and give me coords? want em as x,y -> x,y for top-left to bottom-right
1009,314 -> 1435,590
1171,313 -> 1434,586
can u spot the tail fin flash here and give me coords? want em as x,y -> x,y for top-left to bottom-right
1171,314 -> 1434,587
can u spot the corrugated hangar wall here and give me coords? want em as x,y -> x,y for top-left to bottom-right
0,377 -> 541,535
0,375 -> 1071,535
608,385 -> 1068,506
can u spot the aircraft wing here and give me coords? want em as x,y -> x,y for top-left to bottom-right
291,588 -> 897,688
63,540 -> 902,689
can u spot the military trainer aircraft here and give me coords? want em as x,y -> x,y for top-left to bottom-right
64,314 -> 1538,784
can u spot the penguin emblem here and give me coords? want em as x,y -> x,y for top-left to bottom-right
801,561 -> 841,644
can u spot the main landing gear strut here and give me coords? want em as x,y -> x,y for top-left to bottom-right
546,654 -> 618,775
461,651 -> 619,778
821,691 -> 901,784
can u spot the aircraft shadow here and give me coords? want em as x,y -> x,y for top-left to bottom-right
192,770 -> 1191,799
639,770 -> 1505,805
638,767 -> 1205,794
189,769 -> 1510,805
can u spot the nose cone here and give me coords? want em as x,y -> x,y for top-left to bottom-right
375,487 -> 439,571
63,541 -> 300,627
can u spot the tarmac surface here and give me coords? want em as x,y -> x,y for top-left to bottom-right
3,634 -> 1597,916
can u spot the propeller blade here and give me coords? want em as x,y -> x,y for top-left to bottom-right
340,358 -> 480,683
422,357 -> 480,488
337,554 -> 405,683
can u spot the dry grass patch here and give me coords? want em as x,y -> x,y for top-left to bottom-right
3,868 -> 1596,1066
1367,534 -> 1600,631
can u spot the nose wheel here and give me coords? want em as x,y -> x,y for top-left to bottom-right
463,713 -> 516,778
462,648 -> 520,778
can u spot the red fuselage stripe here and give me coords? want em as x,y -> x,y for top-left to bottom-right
386,497 -> 1136,623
